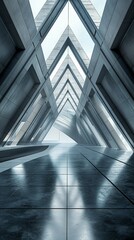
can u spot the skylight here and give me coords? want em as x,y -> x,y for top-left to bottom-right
39,1 -> 93,114
50,49 -> 68,81
90,0 -> 107,17
41,3 -> 68,60
68,2 -> 95,58
29,0 -> 106,140
50,48 -> 86,88
29,0 -> 47,18
68,48 -> 86,79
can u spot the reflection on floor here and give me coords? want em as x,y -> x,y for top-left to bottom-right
0,144 -> 134,239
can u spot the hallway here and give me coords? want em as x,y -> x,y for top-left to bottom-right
0,144 -> 134,239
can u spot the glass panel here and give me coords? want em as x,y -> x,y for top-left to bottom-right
68,93 -> 78,104
59,98 -> 76,113
50,47 -> 85,89
54,82 -> 68,100
29,0 -> 47,18
67,71 -> 82,95
54,78 -> 80,104
53,69 -> 81,96
58,95 -> 68,110
69,2 -> 95,59
35,0 -> 58,29
50,49 -> 68,81
43,126 -> 76,143
41,3 -> 68,59
90,0 -> 107,17
69,48 -> 86,79
68,55 -> 85,87
81,0 -> 101,28
50,55 -> 69,88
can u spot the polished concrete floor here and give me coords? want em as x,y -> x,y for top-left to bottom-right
0,144 -> 134,239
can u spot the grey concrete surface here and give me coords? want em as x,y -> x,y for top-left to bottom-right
0,0 -> 133,150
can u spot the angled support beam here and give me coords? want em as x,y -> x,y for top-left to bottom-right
83,108 -> 107,146
46,26 -> 89,77
69,0 -> 102,46
68,38 -> 89,75
80,0 -> 101,27
19,103 -> 51,143
53,65 -> 68,91
58,91 -> 75,115
84,105 -> 110,147
27,107 -> 51,141
58,93 -> 76,116
68,26 -> 89,68
50,57 -> 69,87
32,111 -> 53,142
68,91 -> 77,108
46,26 -> 89,68
38,0 -> 68,39
56,82 -> 77,108
80,114 -> 98,145
53,66 -> 81,100
58,98 -> 75,116
70,0 -> 134,99
51,55 -> 84,92
55,78 -> 79,107
76,116 -> 93,144
47,39 -> 88,79
57,89 -> 76,113
68,64 -> 83,91
67,80 -> 79,100
67,99 -> 76,112
47,39 -> 68,75
35,0 -> 58,29
38,118 -> 55,142
55,80 -> 68,102
58,91 -> 68,111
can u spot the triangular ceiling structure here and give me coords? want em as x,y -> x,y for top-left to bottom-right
27,0 -> 101,143
41,16 -> 90,139
1,0 -> 132,150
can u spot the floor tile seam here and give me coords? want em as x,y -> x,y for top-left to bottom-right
0,185 -> 69,187
14,167 -> 68,169
1,185 -> 67,188
67,206 -> 134,210
9,174 -> 68,175
4,172 -> 133,175
0,173 -> 105,176
72,206 -> 134,209
81,153 -> 134,205
67,173 -> 103,175
65,185 -> 120,187
66,185 -> 134,187
0,208 -> 68,210
0,207 -> 134,210
0,174 -> 68,176
1,184 -> 133,187
83,147 -> 134,168
0,174 -> 67,177
92,172 -> 134,174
